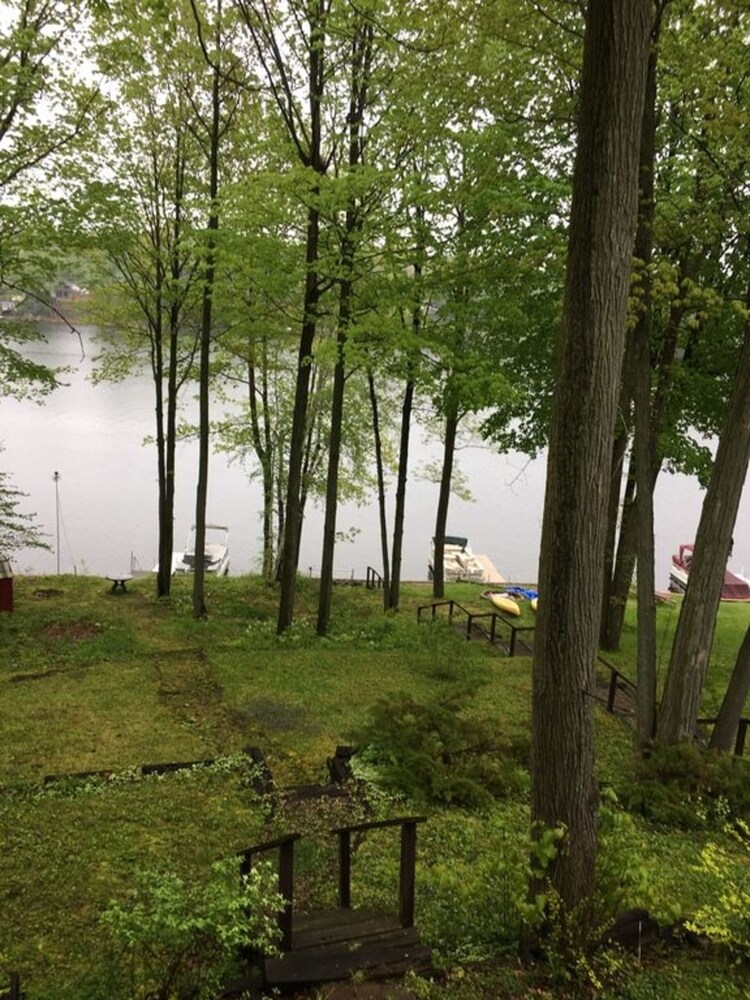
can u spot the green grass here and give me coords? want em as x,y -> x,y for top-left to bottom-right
603,593 -> 750,714
1,574 -> 748,998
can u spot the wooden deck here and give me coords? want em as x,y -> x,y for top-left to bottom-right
262,907 -> 432,989
228,817 -> 432,994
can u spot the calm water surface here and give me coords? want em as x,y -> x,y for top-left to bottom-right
2,323 -> 749,590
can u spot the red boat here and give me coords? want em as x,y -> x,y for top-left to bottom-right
669,543 -> 750,601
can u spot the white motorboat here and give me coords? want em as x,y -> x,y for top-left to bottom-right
173,524 -> 230,576
429,535 -> 498,584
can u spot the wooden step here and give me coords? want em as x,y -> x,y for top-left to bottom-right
292,908 -> 409,950
262,908 -> 432,989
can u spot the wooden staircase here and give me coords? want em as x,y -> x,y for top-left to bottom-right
228,817 -> 432,994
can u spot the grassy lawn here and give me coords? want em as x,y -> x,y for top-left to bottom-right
1,574 -> 748,998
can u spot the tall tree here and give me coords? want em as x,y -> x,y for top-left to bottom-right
87,0 -> 208,597
531,0 -> 651,911
653,0 -> 750,743
234,0 -> 333,633
188,0 -> 243,618
316,8 -> 374,635
658,314 -> 750,743
632,3 -> 666,747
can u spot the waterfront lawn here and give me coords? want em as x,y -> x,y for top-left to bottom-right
0,574 -> 748,999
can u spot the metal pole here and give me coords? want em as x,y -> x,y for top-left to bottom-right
53,471 -> 60,575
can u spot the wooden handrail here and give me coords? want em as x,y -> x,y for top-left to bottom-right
597,657 -> 636,714
417,599 -> 536,655
366,566 -> 384,589
465,610 -> 535,655
331,815 -> 427,836
237,833 -> 301,951
696,717 -> 749,757
2,973 -> 20,1000
417,599 -> 456,621
331,816 -> 427,928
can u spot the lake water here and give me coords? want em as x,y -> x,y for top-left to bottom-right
2,323 -> 749,590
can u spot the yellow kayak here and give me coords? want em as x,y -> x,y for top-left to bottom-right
531,597 -> 538,613
482,591 -> 521,617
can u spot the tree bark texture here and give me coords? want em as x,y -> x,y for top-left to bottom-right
658,319 -> 750,743
317,291 -> 350,635
531,0 -> 651,909
387,374 -> 415,611
317,17 -> 372,635
368,369 -> 391,611
432,410 -> 459,599
599,417 -> 630,647
710,626 -> 750,752
633,19 -> 661,745
192,45 -> 222,620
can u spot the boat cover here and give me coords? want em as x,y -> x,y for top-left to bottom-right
673,544 -> 750,602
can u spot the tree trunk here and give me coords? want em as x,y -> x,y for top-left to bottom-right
155,311 -> 171,599
317,17 -> 372,635
432,409 -> 458,599
246,345 -> 276,581
277,205 -> 321,630
368,369 -> 391,611
710,626 -> 750,753
238,0 -> 328,633
633,16 -> 661,746
602,451 -> 637,649
531,0 -> 651,911
658,316 -> 750,743
192,41 -> 222,620
599,417 -> 631,646
317,304 -> 349,635
387,374 -> 415,611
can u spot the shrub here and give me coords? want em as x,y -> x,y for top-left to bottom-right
353,689 -> 529,810
416,808 -> 534,964
620,742 -> 750,829
686,819 -> 750,962
101,857 -> 283,1000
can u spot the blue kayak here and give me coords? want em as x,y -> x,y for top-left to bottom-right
506,586 -> 538,601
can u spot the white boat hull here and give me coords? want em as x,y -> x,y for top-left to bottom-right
155,524 -> 230,576
429,536 -> 504,584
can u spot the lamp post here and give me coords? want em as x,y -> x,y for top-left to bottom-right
53,471 -> 61,575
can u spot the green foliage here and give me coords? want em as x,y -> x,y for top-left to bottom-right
101,857 -> 283,1000
621,742 -> 750,829
686,820 -> 750,963
416,808 -> 535,964
0,466 -> 50,556
595,796 -> 681,927
518,798 -> 683,995
0,321 -> 63,401
354,688 -> 530,810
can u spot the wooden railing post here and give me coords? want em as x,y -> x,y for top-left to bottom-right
509,624 -> 517,657
331,816 -> 426,929
399,820 -> 418,928
466,614 -> 473,640
607,669 -> 618,713
338,828 -> 352,908
277,839 -> 295,950
238,833 -> 300,954
735,718 -> 748,757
